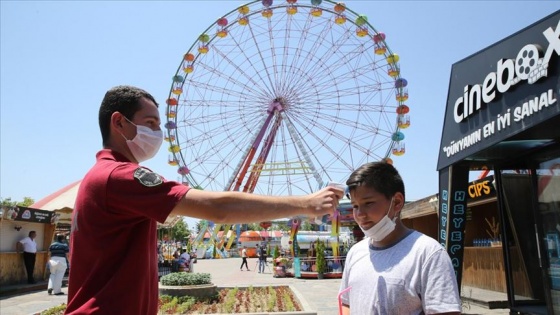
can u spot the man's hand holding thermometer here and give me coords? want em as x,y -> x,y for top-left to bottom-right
314,182 -> 346,224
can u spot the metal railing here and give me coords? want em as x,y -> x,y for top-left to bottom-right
274,256 -> 346,278
158,261 -> 173,278
295,256 -> 346,274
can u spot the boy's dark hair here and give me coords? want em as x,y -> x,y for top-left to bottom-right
346,161 -> 405,200
98,85 -> 159,146
56,234 -> 65,242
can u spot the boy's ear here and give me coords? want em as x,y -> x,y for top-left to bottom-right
395,192 -> 405,212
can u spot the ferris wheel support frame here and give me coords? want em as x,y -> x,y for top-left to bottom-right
227,98 -> 283,192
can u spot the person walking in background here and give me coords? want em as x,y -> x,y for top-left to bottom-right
257,245 -> 264,273
339,161 -> 461,315
16,231 -> 37,284
240,246 -> 249,271
47,234 -> 69,295
65,85 -> 343,315
257,244 -> 267,273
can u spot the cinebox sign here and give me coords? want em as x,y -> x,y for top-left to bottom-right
438,13 -> 560,170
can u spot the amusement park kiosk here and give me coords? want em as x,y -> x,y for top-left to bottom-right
0,206 -> 59,286
437,11 -> 560,314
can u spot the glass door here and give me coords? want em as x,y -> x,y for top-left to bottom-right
496,147 -> 560,315
537,156 -> 560,314
497,169 -> 547,314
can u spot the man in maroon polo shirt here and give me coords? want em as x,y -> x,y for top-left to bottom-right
65,85 -> 343,315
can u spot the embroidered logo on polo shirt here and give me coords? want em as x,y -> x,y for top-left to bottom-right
133,167 -> 163,187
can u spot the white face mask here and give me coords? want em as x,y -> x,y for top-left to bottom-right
360,197 -> 396,242
120,117 -> 163,163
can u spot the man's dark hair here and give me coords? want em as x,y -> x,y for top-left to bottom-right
29,231 -> 36,237
346,161 -> 405,200
98,85 -> 159,146
56,234 -> 65,242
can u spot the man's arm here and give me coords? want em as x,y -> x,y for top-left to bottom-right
169,186 -> 343,223
341,304 -> 350,315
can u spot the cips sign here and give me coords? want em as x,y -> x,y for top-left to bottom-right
468,177 -> 495,199
453,20 -> 560,124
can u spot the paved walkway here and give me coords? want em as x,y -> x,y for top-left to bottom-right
0,258 -> 511,314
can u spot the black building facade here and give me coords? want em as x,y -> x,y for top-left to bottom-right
438,12 -> 560,315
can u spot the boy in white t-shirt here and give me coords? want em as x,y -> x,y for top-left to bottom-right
339,162 -> 461,315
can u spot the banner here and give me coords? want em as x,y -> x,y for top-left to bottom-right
3,206 -> 55,224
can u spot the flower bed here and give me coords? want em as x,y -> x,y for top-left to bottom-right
159,285 -> 302,314
40,272 -> 305,314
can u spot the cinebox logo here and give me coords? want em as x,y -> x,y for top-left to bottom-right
454,20 -> 560,124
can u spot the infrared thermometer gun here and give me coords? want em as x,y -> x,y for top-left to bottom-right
314,182 -> 346,224
328,182 -> 346,193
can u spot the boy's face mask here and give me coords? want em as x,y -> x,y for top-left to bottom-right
360,197 -> 396,242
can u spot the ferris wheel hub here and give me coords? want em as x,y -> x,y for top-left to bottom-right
268,97 -> 287,113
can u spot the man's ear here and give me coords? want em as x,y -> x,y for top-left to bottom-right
111,112 -> 126,131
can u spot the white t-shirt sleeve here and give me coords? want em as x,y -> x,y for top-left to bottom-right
421,248 -> 462,313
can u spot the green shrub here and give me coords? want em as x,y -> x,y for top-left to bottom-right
175,300 -> 194,313
159,295 -> 197,305
160,296 -> 178,312
160,272 -> 212,286
177,295 -> 197,304
283,290 -> 295,311
41,304 -> 66,315
315,239 -> 326,274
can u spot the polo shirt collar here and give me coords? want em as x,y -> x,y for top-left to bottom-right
96,149 -> 132,163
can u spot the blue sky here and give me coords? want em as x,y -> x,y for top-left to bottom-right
1,1 -> 559,227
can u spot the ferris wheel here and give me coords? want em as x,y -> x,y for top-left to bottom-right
165,0 -> 410,198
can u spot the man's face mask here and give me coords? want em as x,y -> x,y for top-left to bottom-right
119,116 -> 163,163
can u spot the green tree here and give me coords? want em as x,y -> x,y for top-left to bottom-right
19,197 -> 35,207
1,198 -> 16,207
247,223 -> 261,231
272,221 -> 289,232
1,197 -> 34,207
315,239 -> 326,275
300,221 -> 312,231
171,218 -> 191,243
